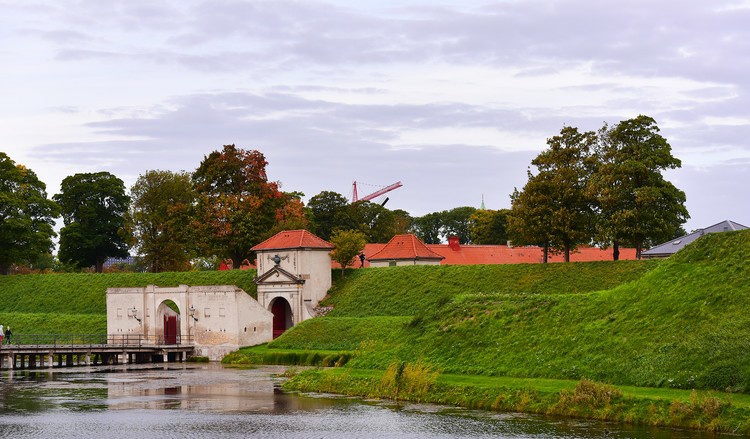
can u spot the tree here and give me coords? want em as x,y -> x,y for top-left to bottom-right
307,191 -> 353,240
411,212 -> 444,244
192,145 -> 306,267
507,176 -> 556,262
441,206 -> 477,244
346,201 -> 409,243
589,115 -> 689,259
54,172 -> 130,273
0,153 -> 59,275
329,229 -> 367,277
508,126 -> 596,261
127,170 -> 195,272
469,209 -> 510,245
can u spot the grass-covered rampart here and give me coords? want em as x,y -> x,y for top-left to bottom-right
0,270 -> 257,334
242,230 -> 750,396
236,231 -> 750,434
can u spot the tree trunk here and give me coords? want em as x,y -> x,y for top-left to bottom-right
542,243 -> 549,263
635,240 -> 643,260
564,242 -> 570,262
95,256 -> 104,273
613,241 -> 620,261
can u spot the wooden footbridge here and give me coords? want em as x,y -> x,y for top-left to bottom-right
0,334 -> 195,370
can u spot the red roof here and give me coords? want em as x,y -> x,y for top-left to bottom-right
367,234 -> 445,261
335,240 -> 636,268
251,230 -> 334,251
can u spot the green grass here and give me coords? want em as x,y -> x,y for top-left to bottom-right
323,260 -> 657,317
267,230 -> 750,394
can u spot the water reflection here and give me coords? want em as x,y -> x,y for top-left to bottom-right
0,364 -> 716,438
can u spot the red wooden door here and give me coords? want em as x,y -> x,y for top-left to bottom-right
271,300 -> 288,339
164,315 -> 177,344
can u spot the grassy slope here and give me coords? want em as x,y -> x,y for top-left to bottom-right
0,270 -> 257,334
270,230 -> 750,393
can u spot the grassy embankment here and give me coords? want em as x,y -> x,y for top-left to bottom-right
0,271 -> 257,334
226,230 -> 750,432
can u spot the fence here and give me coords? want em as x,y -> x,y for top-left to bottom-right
3,333 -> 193,348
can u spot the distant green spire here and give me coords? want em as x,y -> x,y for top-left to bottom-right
480,194 -> 486,210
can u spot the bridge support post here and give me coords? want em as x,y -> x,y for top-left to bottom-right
85,352 -> 91,366
47,352 -> 54,368
163,353 -> 168,363
66,354 -> 73,367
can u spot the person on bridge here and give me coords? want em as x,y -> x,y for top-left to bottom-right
0,324 -> 4,344
4,325 -> 10,344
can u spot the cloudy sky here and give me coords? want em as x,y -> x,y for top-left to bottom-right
2,0 -> 749,233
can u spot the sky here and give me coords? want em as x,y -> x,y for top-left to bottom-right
2,0 -> 749,234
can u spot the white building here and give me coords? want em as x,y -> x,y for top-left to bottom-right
105,229 -> 335,360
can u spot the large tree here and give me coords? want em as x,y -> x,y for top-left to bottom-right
589,115 -> 689,259
0,153 -> 60,275
54,172 -> 130,273
469,209 -> 510,245
307,191 -> 354,240
127,170 -> 195,272
192,145 -> 305,267
508,126 -> 596,261
411,212 -> 444,244
441,206 -> 477,244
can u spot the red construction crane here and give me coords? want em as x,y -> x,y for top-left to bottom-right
352,181 -> 403,203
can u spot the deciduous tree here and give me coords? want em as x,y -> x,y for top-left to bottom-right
0,153 -> 59,275
469,209 -> 510,245
307,191 -> 353,240
54,172 -> 130,273
127,170 -> 195,272
192,145 -> 306,267
508,126 -> 596,261
589,116 -> 689,259
329,229 -> 367,277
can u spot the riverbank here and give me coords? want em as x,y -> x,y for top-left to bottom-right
282,366 -> 750,434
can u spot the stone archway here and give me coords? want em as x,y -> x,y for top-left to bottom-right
157,300 -> 181,344
270,297 -> 293,339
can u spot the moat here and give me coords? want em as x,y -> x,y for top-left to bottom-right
0,363 -> 715,438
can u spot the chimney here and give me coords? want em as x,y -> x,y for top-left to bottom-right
448,236 -> 460,251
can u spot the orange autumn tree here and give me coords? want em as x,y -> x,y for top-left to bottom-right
192,145 -> 307,267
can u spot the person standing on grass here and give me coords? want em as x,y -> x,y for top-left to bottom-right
4,325 -> 10,344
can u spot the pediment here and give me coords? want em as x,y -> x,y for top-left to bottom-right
255,266 -> 305,285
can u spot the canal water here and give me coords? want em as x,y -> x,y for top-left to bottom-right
0,364 -> 714,438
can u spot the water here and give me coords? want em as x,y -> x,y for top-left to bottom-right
0,364 -> 714,438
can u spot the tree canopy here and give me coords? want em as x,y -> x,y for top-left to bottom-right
0,153 -> 59,275
589,115 -> 689,258
192,145 -> 306,267
329,229 -> 367,277
469,209 -> 510,245
127,170 -> 195,272
54,172 -> 130,273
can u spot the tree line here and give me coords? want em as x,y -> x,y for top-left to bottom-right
0,115 -> 688,274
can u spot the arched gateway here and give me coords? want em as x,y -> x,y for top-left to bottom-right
252,230 -> 334,338
106,230 -> 334,360
106,284 -> 273,360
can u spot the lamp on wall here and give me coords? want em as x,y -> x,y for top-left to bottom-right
189,305 -> 198,322
130,306 -> 141,323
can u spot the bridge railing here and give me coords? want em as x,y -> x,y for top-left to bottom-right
3,333 -> 193,348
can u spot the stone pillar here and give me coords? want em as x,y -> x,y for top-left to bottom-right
47,353 -> 54,368
85,353 -> 91,366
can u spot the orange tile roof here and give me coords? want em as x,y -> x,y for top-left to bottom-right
367,234 -> 445,261
251,229 -> 334,251
334,240 -> 636,268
